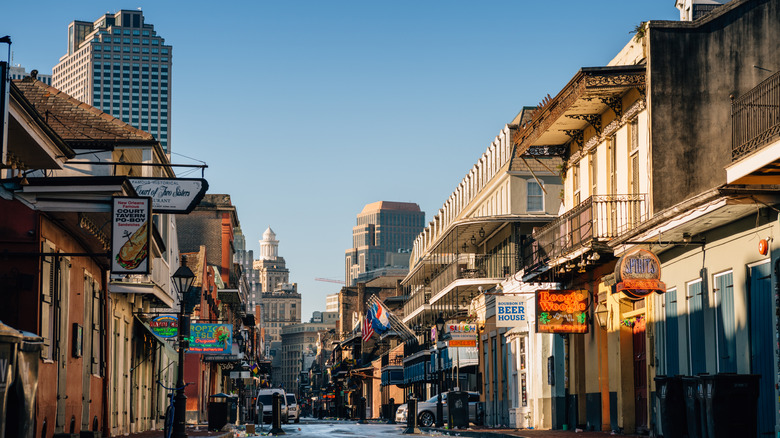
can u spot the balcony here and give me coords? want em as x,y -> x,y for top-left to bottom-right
524,194 -> 647,271
732,71 -> 780,162
728,71 -> 780,184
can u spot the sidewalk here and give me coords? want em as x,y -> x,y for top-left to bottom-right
425,426 -> 647,438
118,425 -> 231,438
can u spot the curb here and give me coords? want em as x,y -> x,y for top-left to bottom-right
421,427 -> 521,438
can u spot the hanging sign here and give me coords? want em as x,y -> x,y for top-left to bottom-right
495,296 -> 527,328
149,315 -> 178,338
444,323 -> 477,347
614,248 -> 666,299
129,178 -> 209,214
186,323 -> 233,354
111,197 -> 152,274
535,289 -> 589,333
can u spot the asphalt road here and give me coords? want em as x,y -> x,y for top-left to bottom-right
246,419 -> 412,437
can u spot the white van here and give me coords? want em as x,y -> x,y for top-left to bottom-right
285,393 -> 299,423
255,388 -> 288,424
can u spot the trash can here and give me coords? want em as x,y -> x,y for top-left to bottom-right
0,321 -> 23,438
208,394 -> 230,431
700,373 -> 761,438
225,395 -> 238,424
446,391 -> 469,429
654,375 -> 686,438
15,331 -> 43,438
682,376 -> 708,438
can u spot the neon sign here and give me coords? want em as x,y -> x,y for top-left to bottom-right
535,290 -> 589,334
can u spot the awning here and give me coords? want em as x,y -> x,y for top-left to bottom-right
135,316 -> 178,362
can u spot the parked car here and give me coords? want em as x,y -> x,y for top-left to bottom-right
254,388 -> 288,424
286,393 -> 300,423
395,392 -> 483,427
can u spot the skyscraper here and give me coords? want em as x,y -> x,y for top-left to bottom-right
256,227 -> 301,343
52,9 -> 173,153
345,201 -> 425,286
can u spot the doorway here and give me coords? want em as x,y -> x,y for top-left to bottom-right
632,316 -> 647,432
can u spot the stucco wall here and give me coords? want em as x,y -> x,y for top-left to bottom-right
647,0 -> 780,212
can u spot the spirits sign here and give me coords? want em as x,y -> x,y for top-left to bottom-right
535,290 -> 589,334
615,248 -> 666,299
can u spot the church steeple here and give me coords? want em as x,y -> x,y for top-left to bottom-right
259,226 -> 279,260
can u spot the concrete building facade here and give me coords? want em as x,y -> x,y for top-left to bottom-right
345,201 -> 425,286
52,9 -> 173,153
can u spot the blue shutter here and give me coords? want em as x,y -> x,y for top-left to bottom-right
664,289 -> 679,376
715,272 -> 736,373
687,281 -> 706,375
749,262 -> 774,437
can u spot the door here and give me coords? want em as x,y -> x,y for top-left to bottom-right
749,261 -> 773,437
632,316 -> 647,431
56,257 -> 70,432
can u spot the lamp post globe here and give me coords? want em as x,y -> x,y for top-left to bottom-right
171,256 -> 195,438
435,312 -> 445,428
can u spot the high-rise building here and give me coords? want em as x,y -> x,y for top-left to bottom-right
256,227 -> 301,343
234,227 -> 261,317
325,293 -> 339,313
52,9 -> 173,153
344,201 -> 425,286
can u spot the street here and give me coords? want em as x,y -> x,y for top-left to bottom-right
247,419 -> 406,437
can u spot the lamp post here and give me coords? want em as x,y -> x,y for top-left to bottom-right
435,312 -> 445,428
171,256 -> 196,438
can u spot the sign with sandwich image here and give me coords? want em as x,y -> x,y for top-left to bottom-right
112,197 -> 152,274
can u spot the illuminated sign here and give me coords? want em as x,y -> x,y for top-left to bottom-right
535,290 -> 589,334
615,248 -> 666,299
186,323 -> 233,354
149,315 -> 178,338
448,339 -> 477,348
496,297 -> 526,328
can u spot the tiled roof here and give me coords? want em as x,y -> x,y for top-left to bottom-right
12,78 -> 158,148
510,155 -> 563,174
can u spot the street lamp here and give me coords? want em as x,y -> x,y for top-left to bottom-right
594,302 -> 609,330
171,256 -> 195,438
435,312 -> 445,428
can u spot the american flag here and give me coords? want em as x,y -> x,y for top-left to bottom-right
362,311 -> 374,342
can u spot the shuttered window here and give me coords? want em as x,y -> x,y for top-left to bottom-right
40,241 -> 56,360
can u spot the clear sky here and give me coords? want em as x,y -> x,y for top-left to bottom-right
2,1 -> 680,319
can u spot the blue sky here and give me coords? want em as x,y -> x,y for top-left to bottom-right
2,1 -> 680,319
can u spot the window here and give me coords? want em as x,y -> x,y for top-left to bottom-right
589,150 -> 598,196
40,242 -> 56,359
573,162 -> 581,205
527,181 -> 544,212
713,271 -> 736,372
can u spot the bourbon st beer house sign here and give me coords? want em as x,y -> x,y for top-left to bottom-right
615,248 -> 666,299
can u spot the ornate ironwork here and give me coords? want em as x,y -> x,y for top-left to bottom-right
732,70 -> 780,161
585,73 -> 645,89
600,97 -> 623,118
563,129 -> 584,148
523,194 -> 648,271
522,145 -> 567,157
568,114 -> 602,135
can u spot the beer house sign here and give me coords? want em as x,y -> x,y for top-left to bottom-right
615,248 -> 666,299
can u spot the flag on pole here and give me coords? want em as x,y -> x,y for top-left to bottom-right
371,301 -> 391,333
362,311 -> 374,341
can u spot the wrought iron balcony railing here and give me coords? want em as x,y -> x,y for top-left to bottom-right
524,194 -> 647,270
429,253 -> 517,294
733,71 -> 780,161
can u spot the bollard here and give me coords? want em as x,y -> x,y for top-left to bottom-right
388,398 -> 396,424
358,397 -> 367,424
257,402 -> 264,430
402,397 -> 420,434
269,392 -> 285,435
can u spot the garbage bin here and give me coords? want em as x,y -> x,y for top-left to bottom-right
208,394 -> 230,431
15,331 -> 43,438
226,395 -> 238,424
700,373 -> 761,438
0,321 -> 23,438
682,376 -> 708,438
446,391 -> 469,429
654,375 -> 686,438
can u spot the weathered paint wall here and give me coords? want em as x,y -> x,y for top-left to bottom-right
647,0 -> 780,211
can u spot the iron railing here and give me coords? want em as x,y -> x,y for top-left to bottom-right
524,194 -> 647,270
429,253 -> 517,294
732,71 -> 780,161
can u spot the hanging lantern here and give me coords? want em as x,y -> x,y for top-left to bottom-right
758,238 -> 769,256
